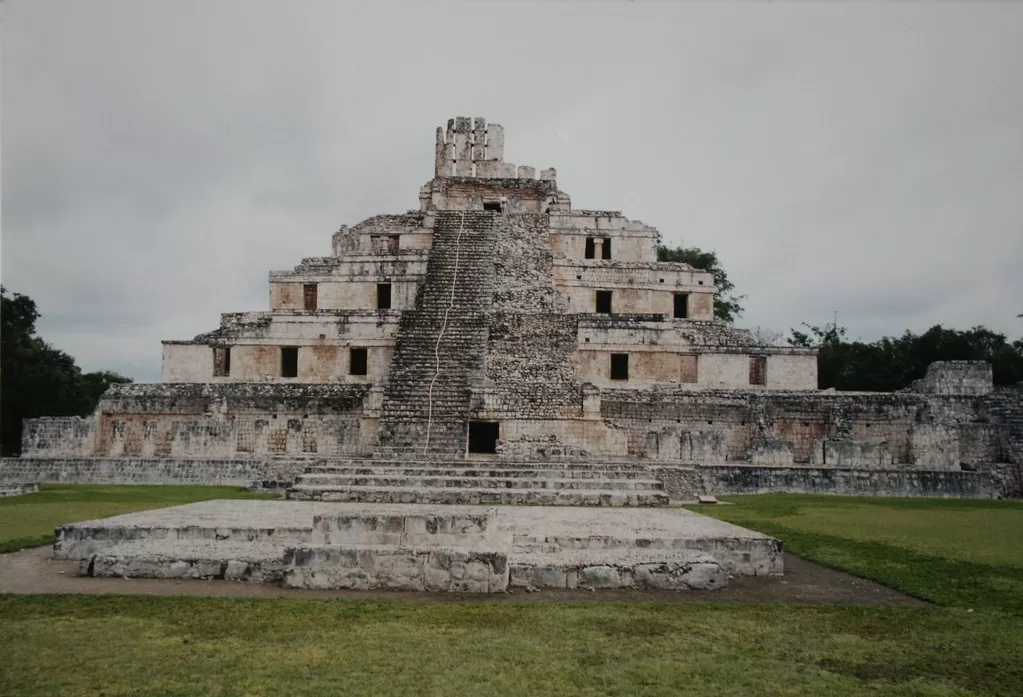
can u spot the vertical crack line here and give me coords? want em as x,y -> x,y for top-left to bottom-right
424,211 -> 466,456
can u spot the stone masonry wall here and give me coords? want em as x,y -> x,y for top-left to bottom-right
481,213 -> 583,433
599,387 -> 1010,470
22,382 -> 372,459
0,457 -> 308,488
695,465 -> 995,499
20,416 -> 97,457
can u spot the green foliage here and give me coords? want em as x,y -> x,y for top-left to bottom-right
1,286 -> 133,455
656,245 -> 746,323
788,321 -> 1023,390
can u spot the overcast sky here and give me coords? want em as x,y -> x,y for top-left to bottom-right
3,1 -> 1022,382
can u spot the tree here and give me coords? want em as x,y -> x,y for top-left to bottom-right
749,326 -> 787,346
788,320 -> 1023,390
1,286 -> 132,455
656,245 -> 746,323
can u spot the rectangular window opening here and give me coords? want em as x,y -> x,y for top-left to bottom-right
601,237 -> 612,259
349,347 -> 368,376
483,202 -> 501,212
595,290 -> 612,314
468,421 -> 500,454
213,346 -> 231,377
749,355 -> 767,386
303,283 -> 318,311
584,237 -> 595,259
674,293 -> 689,319
377,283 -> 392,310
281,347 -> 299,378
610,353 -> 629,381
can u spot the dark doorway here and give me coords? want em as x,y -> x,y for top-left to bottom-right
749,355 -> 767,386
377,283 -> 392,310
281,347 -> 299,378
349,347 -> 368,376
673,293 -> 689,319
303,283 -> 318,310
610,353 -> 629,381
601,237 -> 612,259
483,202 -> 501,212
468,421 -> 499,454
584,237 -> 595,259
595,290 -> 612,314
213,346 -> 231,377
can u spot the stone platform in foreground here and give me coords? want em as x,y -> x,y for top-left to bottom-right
55,500 -> 782,592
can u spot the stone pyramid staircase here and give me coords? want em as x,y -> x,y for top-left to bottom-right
377,210 -> 498,457
285,458 -> 669,506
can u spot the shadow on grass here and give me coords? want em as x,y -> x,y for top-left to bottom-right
0,534 -> 52,554
755,524 -> 1023,615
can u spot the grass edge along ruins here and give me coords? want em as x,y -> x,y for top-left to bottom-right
4,116 -> 1021,501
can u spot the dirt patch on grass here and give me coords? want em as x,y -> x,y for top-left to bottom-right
0,547 -> 927,605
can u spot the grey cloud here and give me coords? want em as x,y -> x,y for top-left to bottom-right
3,0 -> 1021,382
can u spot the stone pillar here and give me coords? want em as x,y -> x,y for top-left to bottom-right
486,124 -> 505,161
108,420 -> 126,457
582,384 -> 601,420
254,419 -> 269,456
140,421 -> 158,457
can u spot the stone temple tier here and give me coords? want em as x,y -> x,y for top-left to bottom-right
4,116 -> 1021,501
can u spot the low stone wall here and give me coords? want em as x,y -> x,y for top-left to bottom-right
0,482 -> 39,497
0,457 -> 308,488
696,465 -> 995,499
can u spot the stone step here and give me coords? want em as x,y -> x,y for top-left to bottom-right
508,549 -> 727,590
54,520 -> 310,561
296,458 -> 656,471
283,544 -> 509,592
285,485 -> 669,507
511,535 -> 784,577
78,540 -> 288,582
302,466 -> 657,479
293,475 -> 663,491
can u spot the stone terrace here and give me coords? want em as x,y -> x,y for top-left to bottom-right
55,500 -> 782,592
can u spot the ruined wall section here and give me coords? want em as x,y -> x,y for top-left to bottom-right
21,383 -> 373,459
331,213 -> 429,256
596,386 -> 1016,479
549,211 -> 663,264
432,116 -> 557,182
20,417 -> 97,458
164,311 -> 400,383
576,316 -> 817,390
911,360 -> 994,396
269,258 -> 426,311
557,260 -> 716,316
420,177 -> 561,214
481,214 -> 581,418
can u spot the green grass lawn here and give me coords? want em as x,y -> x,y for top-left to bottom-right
1,596 -> 1021,697
0,484 -> 273,553
688,495 -> 1023,615
1,489 -> 1022,696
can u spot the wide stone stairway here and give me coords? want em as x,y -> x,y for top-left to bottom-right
376,210 -> 498,457
286,457 -> 669,506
